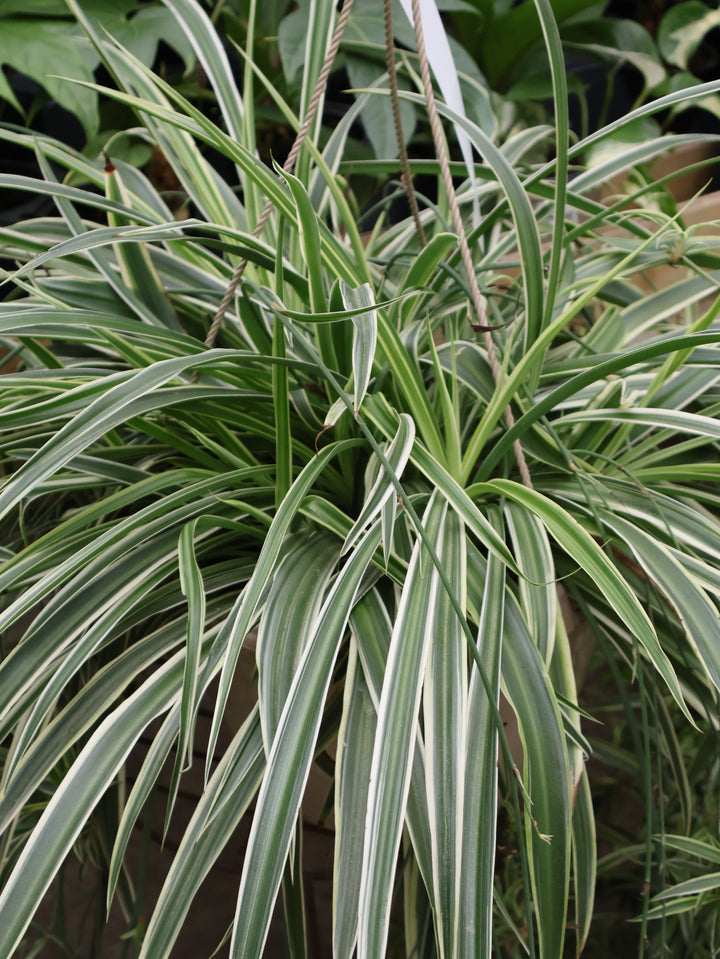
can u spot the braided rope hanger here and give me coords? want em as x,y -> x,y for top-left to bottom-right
204,0 -> 356,350
408,0 -> 533,488
204,0 -> 531,488
384,0 -> 426,247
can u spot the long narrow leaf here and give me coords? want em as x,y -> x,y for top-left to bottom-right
177,520 -> 206,770
503,599 -> 571,959
340,280 -> 378,414
333,639 -> 377,959
275,163 -> 327,316
256,532 -> 339,749
342,413 -> 415,555
600,510 -> 720,696
571,768 -> 596,955
506,503 -> 557,665
139,708 -> 265,959
423,509 -> 466,959
104,158 -> 181,329
349,590 -> 435,907
206,440 -> 361,773
0,650 -> 189,958
357,491 -> 447,959
0,616 -> 191,835
161,0 -> 244,140
471,479 -> 689,721
229,524 -> 383,959
0,350 -> 260,523
458,531 -> 505,958
108,706 -> 179,909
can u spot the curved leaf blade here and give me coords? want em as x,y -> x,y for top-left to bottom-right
357,491 -> 448,959
229,525 -> 382,959
0,652 -> 188,958
503,599 -> 571,959
473,480 -> 689,721
458,538 -> 505,959
339,280 -> 378,414
139,709 -> 265,959
342,413 -> 415,556
424,509 -> 466,959
333,639 -> 377,959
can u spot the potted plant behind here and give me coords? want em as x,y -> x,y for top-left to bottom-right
1,0 -> 720,957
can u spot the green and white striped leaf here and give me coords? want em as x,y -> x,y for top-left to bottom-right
275,163 -> 327,316
177,520 -> 206,770
363,392 -> 520,574
323,396 -> 347,430
506,502 -> 557,665
108,706 -> 180,908
357,491 -> 447,959
0,469 -> 262,636
277,291 -> 417,324
139,708 -> 265,959
0,650 -> 189,958
68,3 -> 248,229
0,350 -> 253,523
342,413 -> 415,556
473,480 -> 689,721
458,536 -> 505,959
423,509 -> 466,959
256,532 -> 339,749
650,871 -> 720,902
571,768 -> 596,955
558,406 -> 720,443
161,0 -> 244,141
600,510 -> 720,696
0,616 -> 190,836
659,835 -> 720,865
503,599 -> 571,959
104,159 -> 181,330
0,533 -> 182,762
229,524 -> 382,959
349,590 -> 435,907
340,280 -> 378,414
207,441 -> 360,772
33,148 -> 184,330
333,639 -> 377,959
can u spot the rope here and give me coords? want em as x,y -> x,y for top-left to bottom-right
383,0 -> 426,246
204,0 -> 357,349
409,0 -> 533,488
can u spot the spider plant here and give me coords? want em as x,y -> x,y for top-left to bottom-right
1,0 -> 720,957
